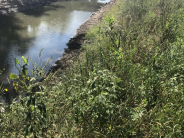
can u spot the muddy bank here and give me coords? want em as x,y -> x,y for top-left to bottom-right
51,0 -> 116,72
0,0 -> 59,14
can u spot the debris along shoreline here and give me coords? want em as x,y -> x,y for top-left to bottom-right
51,0 -> 117,73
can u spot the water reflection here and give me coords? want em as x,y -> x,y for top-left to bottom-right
0,14 -> 32,81
0,0 -> 110,102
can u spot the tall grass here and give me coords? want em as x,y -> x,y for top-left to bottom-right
1,0 -> 184,137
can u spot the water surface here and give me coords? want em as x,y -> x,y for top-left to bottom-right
0,0 -> 110,102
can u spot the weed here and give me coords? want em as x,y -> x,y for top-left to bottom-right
1,0 -> 184,137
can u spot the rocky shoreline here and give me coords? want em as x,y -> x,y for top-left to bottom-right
51,0 -> 117,72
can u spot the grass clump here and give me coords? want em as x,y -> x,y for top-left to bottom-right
1,0 -> 184,137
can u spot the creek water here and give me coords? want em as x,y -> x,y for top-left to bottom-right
0,0 -> 110,103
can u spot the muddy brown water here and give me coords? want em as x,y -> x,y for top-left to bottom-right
0,0 -> 110,103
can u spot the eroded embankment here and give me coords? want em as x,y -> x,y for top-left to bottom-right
51,0 -> 117,72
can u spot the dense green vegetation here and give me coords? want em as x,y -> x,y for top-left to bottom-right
1,0 -> 184,137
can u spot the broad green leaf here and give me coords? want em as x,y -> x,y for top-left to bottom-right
15,58 -> 20,65
105,17 -> 109,22
9,73 -> 18,79
31,106 -> 34,111
21,56 -> 28,64
116,39 -> 119,45
28,133 -> 33,137
110,17 -> 114,22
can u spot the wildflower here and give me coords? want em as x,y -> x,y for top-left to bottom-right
13,82 -> 18,86
4,88 -> 8,92
14,86 -> 18,91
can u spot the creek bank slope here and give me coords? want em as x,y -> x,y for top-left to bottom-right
52,0 -> 116,72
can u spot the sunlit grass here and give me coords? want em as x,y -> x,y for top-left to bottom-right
1,0 -> 184,137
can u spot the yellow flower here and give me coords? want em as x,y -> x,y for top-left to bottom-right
14,86 -> 18,90
13,82 -> 18,86
4,88 -> 8,92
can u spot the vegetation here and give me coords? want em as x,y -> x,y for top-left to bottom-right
1,0 -> 184,137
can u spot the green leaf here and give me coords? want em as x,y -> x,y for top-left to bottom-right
21,56 -> 28,64
31,106 -> 34,111
30,77 -> 36,82
21,65 -> 28,77
9,73 -> 18,79
105,17 -> 109,22
110,17 -> 114,22
28,125 -> 33,133
35,92 -> 44,96
39,48 -> 44,58
116,39 -> 119,45
28,133 -> 33,137
15,58 -> 20,65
